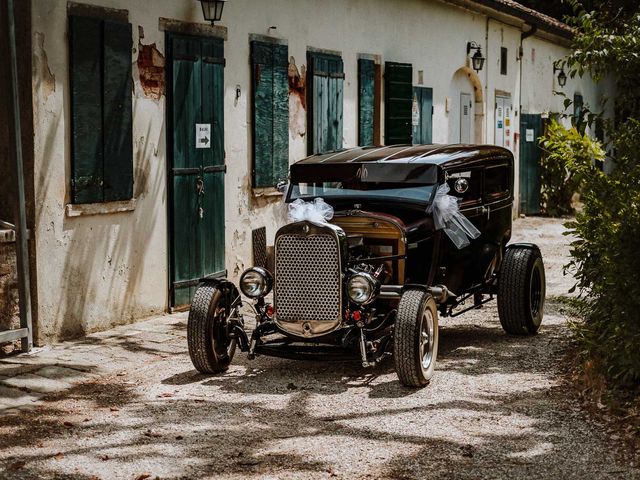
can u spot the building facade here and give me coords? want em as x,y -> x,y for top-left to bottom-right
0,0 -> 611,343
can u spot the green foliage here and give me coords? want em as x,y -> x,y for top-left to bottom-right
538,120 -> 604,217
565,119 -> 640,387
561,1 -> 640,389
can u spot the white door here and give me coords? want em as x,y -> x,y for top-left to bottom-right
495,95 -> 512,150
460,93 -> 472,143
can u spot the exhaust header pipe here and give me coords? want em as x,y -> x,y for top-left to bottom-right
428,285 -> 456,304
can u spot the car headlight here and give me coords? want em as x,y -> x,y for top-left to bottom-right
239,267 -> 273,298
347,272 -> 379,305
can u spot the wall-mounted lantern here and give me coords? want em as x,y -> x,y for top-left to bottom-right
553,61 -> 567,87
198,0 -> 227,25
466,41 -> 486,73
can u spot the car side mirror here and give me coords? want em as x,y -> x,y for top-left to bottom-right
276,181 -> 287,193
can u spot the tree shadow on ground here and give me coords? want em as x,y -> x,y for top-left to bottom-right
0,301 -> 634,479
0,376 -> 627,479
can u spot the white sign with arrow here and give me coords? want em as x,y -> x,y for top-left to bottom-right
196,123 -> 211,149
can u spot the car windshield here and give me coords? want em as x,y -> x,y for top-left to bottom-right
289,182 -> 436,203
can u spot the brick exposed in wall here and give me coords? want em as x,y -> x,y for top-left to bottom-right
137,41 -> 165,100
288,57 -> 306,138
0,232 -> 19,353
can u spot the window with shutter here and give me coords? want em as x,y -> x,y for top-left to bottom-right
251,40 -> 289,189
69,14 -> 133,204
307,52 -> 344,155
500,47 -> 508,76
358,58 -> 376,147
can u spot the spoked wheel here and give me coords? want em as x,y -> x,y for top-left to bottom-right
394,289 -> 439,387
497,245 -> 546,335
187,283 -> 238,373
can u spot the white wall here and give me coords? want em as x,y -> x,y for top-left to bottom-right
30,0 -> 609,341
521,35 -> 606,119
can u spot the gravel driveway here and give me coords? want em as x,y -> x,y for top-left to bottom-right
1,217 -> 638,479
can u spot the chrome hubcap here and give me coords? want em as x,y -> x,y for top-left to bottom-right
420,310 -> 435,370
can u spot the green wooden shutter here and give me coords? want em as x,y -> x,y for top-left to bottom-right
252,42 -> 274,188
251,41 -> 289,188
70,15 -> 133,204
308,52 -> 344,154
103,20 -> 133,202
70,15 -> 104,204
385,62 -> 413,145
272,44 -> 289,185
412,87 -> 433,145
358,58 -> 375,147
328,57 -> 344,152
422,87 -> 433,144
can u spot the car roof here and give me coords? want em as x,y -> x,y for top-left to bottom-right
296,144 -> 512,166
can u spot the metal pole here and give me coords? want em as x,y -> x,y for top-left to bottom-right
7,0 -> 33,352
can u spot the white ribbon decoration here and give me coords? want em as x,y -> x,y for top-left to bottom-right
288,197 -> 334,224
427,183 -> 481,249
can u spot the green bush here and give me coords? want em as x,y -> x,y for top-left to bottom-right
562,0 -> 640,391
565,118 -> 640,388
539,120 -> 604,217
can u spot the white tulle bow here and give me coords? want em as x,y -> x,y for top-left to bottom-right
288,198 -> 334,224
427,183 -> 481,249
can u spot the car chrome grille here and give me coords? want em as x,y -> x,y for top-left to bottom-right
274,233 -> 341,324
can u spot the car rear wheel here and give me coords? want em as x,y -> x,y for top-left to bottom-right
394,289 -> 439,387
497,246 -> 546,335
187,284 -> 236,373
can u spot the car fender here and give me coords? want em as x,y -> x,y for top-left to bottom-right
506,242 -> 542,256
197,276 -> 241,304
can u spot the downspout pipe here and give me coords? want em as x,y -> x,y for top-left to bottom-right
485,16 -> 489,143
518,22 -> 537,125
521,23 -> 537,41
7,0 -> 33,352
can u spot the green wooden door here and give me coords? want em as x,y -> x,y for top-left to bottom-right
412,87 -> 433,144
168,34 -> 225,308
385,62 -> 413,145
519,113 -> 543,215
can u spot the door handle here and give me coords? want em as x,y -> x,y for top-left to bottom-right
196,178 -> 205,195
196,177 -> 205,219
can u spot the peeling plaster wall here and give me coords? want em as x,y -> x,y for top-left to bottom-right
31,0 -> 176,341
29,0 -> 610,341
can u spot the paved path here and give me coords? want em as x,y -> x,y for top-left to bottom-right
0,217 -> 638,479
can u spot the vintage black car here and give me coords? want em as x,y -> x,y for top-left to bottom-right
187,144 -> 546,387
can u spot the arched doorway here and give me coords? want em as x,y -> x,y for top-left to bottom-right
448,67 -> 484,144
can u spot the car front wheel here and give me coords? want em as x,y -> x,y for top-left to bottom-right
394,289 -> 439,387
187,283 -> 236,373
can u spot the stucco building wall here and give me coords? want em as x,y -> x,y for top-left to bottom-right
28,0 -> 609,342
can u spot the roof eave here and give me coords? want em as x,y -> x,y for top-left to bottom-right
436,0 -> 574,44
